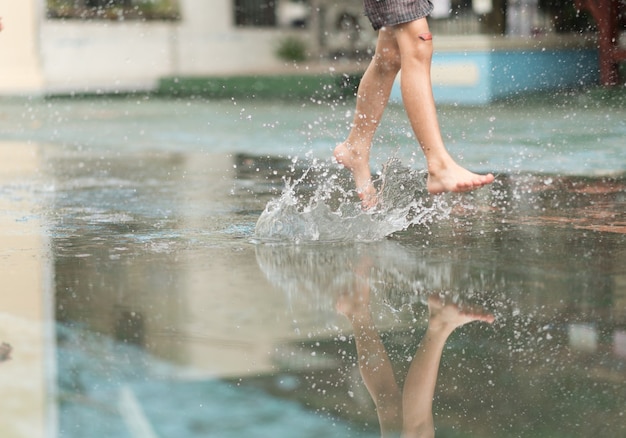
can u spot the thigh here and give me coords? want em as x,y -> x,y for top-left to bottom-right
375,26 -> 401,58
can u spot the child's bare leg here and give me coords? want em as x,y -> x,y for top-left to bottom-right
336,259 -> 402,434
334,27 -> 401,208
394,20 -> 494,194
401,296 -> 494,438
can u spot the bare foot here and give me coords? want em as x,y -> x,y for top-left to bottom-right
427,160 -> 494,195
334,142 -> 378,209
427,295 -> 495,333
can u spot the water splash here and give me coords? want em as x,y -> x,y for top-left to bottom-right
254,158 -> 453,243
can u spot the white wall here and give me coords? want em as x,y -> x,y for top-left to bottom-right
0,0 -> 44,94
41,20 -> 176,93
0,0 -> 312,95
175,0 -> 303,75
176,26 -> 297,75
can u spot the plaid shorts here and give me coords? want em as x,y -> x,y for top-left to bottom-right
364,0 -> 434,30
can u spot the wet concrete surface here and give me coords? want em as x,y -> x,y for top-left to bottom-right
0,95 -> 625,437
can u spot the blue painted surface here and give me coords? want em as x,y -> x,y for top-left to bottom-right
391,48 -> 600,105
433,51 -> 492,105
489,49 -> 600,100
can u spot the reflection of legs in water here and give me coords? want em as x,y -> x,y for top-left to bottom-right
401,295 -> 495,438
338,270 -> 494,438
336,260 -> 403,435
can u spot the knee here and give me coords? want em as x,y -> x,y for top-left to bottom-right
372,47 -> 401,76
403,40 -> 433,67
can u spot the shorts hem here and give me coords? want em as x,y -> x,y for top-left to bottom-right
365,0 -> 434,31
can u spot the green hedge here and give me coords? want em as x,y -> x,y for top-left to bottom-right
156,73 -> 363,101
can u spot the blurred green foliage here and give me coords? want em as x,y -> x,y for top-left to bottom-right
46,0 -> 180,20
275,36 -> 308,63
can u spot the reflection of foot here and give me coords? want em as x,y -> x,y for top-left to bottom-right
336,284 -> 370,321
336,259 -> 373,320
427,161 -> 494,194
427,295 -> 495,332
334,142 -> 378,209
0,342 -> 12,363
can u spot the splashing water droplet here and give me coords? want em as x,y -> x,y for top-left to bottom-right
254,158 -> 452,243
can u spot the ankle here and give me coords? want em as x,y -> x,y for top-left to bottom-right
427,155 -> 455,175
335,142 -> 369,162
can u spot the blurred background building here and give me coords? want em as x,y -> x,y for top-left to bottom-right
0,1 -> 623,100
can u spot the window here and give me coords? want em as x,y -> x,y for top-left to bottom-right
234,0 -> 277,27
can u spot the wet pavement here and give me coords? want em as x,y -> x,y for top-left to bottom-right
0,94 -> 625,437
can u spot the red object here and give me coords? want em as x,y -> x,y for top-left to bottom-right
574,0 -> 626,86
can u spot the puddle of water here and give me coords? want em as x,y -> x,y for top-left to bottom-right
0,93 -> 625,437
1,93 -> 625,174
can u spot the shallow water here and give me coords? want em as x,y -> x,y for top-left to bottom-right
0,93 -> 625,437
